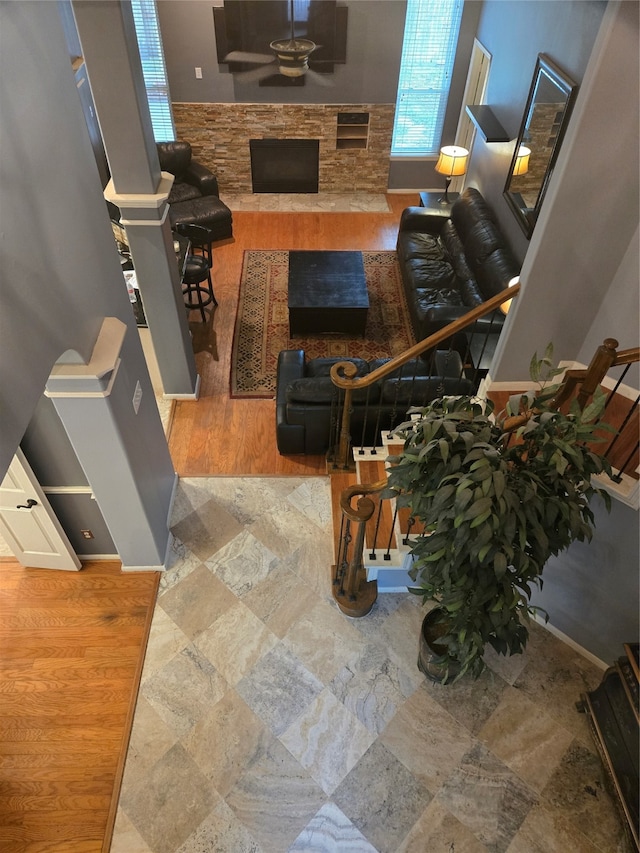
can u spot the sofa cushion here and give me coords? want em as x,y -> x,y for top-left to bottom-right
464,220 -> 503,267
405,256 -> 459,292
414,286 -> 464,310
286,377 -> 379,405
440,221 -> 474,280
306,357 -> 369,379
459,279 -> 485,307
368,358 -> 434,379
450,187 -> 496,240
380,376 -> 474,405
157,141 -> 192,180
168,182 -> 202,205
439,221 -> 483,307
475,249 -> 520,300
397,231 -> 445,262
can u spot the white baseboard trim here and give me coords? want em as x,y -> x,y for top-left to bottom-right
120,561 -> 167,573
162,373 -> 201,401
532,612 -> 608,670
78,554 -> 119,561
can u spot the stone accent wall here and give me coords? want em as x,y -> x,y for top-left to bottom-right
172,103 -> 395,194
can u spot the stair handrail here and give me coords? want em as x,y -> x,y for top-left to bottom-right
332,479 -> 387,617
550,337 -> 640,410
339,479 -> 388,518
328,282 -> 521,469
334,336 -> 639,616
502,337 -> 640,433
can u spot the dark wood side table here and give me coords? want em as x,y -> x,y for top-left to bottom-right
418,191 -> 459,215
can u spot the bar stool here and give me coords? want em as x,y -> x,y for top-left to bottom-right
176,224 -> 217,322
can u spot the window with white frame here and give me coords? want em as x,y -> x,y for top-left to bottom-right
131,0 -> 175,142
391,0 -> 464,156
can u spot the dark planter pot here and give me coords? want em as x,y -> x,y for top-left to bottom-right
418,607 -> 461,683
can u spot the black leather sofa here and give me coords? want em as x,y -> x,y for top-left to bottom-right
156,142 -> 233,242
276,349 -> 473,455
396,188 -> 519,346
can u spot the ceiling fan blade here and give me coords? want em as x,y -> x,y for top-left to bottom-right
235,63 -> 280,83
305,69 -> 334,87
223,50 -> 275,65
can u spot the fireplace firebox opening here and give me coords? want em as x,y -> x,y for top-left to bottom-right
250,138 -> 320,193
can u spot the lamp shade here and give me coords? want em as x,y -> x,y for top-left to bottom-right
435,145 -> 469,178
499,275 -> 520,315
512,146 -> 531,177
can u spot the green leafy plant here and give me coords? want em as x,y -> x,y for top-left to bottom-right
384,345 -> 613,681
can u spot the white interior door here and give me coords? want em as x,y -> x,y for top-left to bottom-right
454,39 -> 492,188
0,447 -> 82,570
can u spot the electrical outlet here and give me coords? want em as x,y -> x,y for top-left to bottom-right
81,529 -> 94,540
195,67 -> 202,79
132,381 -> 142,414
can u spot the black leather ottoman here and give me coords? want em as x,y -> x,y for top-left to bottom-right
168,195 -> 233,243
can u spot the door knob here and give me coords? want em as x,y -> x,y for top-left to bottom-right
16,499 -> 38,509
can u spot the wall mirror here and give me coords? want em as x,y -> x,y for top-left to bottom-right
504,53 -> 578,238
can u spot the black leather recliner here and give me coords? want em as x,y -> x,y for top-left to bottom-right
276,349 -> 474,455
156,141 -> 233,242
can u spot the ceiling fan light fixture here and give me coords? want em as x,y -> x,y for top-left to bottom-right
270,37 -> 316,76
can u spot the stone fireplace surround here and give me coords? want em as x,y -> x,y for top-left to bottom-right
172,102 -> 395,194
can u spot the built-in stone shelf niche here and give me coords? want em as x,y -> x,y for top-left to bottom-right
172,102 -> 395,194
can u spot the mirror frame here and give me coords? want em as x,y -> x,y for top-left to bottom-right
504,53 -> 578,238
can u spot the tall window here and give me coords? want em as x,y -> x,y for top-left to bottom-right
391,0 -> 463,156
131,0 -> 175,142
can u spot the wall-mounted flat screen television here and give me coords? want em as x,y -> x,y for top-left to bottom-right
214,0 -> 348,84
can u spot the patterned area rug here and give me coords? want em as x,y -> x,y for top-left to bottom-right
230,250 -> 415,397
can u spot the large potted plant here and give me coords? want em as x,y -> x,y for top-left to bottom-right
384,346 -> 612,682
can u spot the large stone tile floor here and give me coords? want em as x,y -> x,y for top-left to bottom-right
110,477 -> 631,853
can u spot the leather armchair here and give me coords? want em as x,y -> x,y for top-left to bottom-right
156,142 -> 233,242
276,349 -> 474,455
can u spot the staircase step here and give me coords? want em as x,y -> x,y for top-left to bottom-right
366,443 -> 427,541
355,458 -> 397,553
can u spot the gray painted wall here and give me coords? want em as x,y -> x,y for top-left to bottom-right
468,0 -> 607,261
579,225 -> 640,388
0,1 -> 176,567
159,0 -> 406,105
158,0 -> 483,189
488,0 -> 639,662
533,495 -> 639,663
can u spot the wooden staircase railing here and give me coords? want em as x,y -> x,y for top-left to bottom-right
332,337 -> 639,617
326,282 -> 521,471
332,480 -> 385,617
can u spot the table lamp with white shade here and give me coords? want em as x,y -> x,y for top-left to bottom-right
435,145 -> 469,203
512,145 -> 531,176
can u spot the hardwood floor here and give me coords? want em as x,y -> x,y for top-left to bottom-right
0,195 -> 416,852
0,559 -> 158,853
167,193 -> 415,475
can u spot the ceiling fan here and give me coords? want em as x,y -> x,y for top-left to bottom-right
223,0 -> 333,85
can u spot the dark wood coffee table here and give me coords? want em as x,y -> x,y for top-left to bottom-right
288,251 -> 369,336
